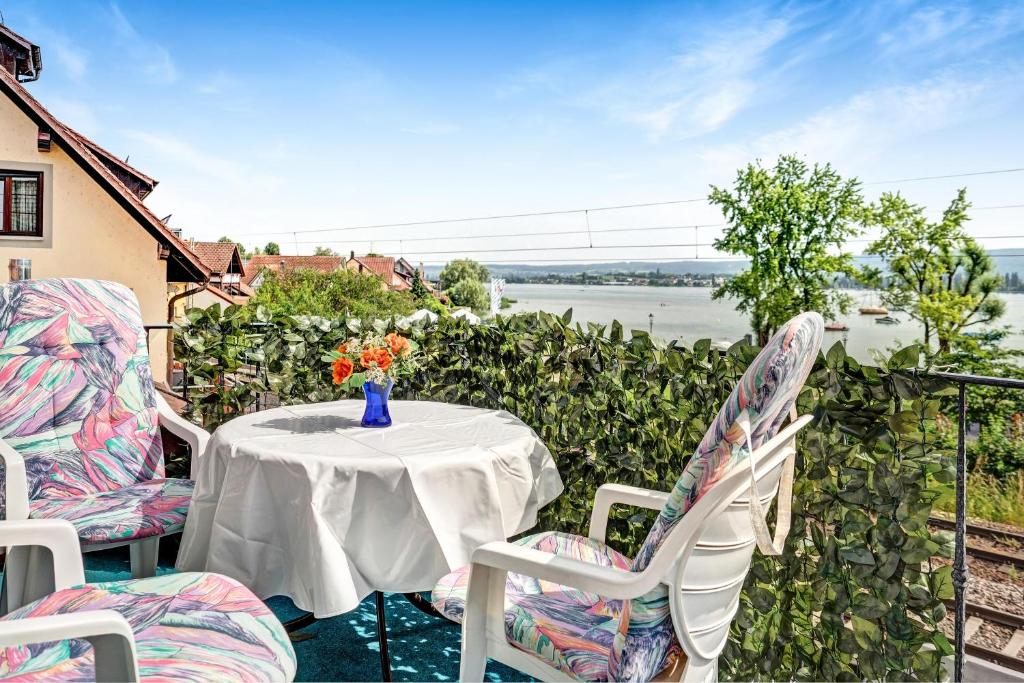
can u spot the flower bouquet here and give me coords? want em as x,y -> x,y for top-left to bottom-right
326,332 -> 417,427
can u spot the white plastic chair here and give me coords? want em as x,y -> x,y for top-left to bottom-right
0,518 -> 296,682
460,411 -> 808,682
0,278 -> 210,612
432,312 -> 824,681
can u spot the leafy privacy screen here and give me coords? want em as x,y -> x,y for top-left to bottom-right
176,304 -> 955,681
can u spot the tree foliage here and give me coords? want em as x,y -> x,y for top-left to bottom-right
710,155 -> 864,344
864,189 -> 1005,352
439,258 -> 489,290
263,241 -> 281,255
447,278 -> 489,313
217,235 -> 250,259
248,268 -> 415,319
313,246 -> 337,256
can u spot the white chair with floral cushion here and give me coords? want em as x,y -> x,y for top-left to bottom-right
0,278 -> 209,612
0,517 -> 296,681
431,312 -> 824,682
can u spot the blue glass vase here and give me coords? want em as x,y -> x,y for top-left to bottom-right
361,379 -> 393,428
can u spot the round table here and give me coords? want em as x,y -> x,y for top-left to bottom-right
176,400 -> 564,618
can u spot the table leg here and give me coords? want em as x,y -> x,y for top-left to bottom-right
402,592 -> 450,621
280,610 -> 315,638
375,591 -> 392,682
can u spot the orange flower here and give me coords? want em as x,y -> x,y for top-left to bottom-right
332,357 -> 354,385
375,348 -> 394,371
360,347 -> 393,371
384,332 -> 410,356
337,343 -> 348,354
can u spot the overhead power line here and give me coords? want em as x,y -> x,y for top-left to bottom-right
245,166 -> 1024,239
864,168 -> 1024,185
292,223 -> 726,246
248,198 -> 708,238
411,252 -> 1024,266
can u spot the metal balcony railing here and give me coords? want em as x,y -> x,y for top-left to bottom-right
916,370 -> 1024,681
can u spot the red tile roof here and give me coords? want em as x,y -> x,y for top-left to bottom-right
0,68 -> 208,282
347,255 -> 423,291
190,242 -> 244,275
244,255 -> 344,284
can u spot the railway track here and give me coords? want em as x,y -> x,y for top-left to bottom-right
954,601 -> 1024,672
929,518 -> 1024,670
928,516 -> 1024,570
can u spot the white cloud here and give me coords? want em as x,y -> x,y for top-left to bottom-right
109,3 -> 178,84
196,71 -> 239,95
120,129 -> 269,190
697,73 -> 1006,175
878,3 -> 1024,58
878,6 -> 972,53
46,97 -> 101,137
42,32 -> 89,81
584,16 -> 793,139
399,122 -> 460,135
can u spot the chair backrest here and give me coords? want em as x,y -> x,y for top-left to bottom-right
632,312 -> 823,572
666,413 -> 811,667
0,279 -> 163,512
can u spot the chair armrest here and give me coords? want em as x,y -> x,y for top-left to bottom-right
459,541 -> 652,678
588,483 -> 670,543
0,611 -> 139,682
155,394 -> 209,479
0,439 -> 29,520
0,519 -> 85,589
470,541 -> 653,600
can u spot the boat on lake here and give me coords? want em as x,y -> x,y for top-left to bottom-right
825,322 -> 849,331
875,315 -> 899,325
859,306 -> 889,315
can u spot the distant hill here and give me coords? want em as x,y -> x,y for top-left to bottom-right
422,248 -> 1024,279
423,260 -> 749,278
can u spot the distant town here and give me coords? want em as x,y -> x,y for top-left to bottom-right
503,268 -> 1024,293
504,269 -> 726,287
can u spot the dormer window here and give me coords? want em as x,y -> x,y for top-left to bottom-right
1,170 -> 43,236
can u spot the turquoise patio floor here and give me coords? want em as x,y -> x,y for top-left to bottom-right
18,537 -> 533,682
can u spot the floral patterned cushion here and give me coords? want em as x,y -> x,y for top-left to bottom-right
0,279 -> 168,532
29,479 -> 194,545
432,531 -> 680,681
632,313 -> 823,571
0,572 -> 296,681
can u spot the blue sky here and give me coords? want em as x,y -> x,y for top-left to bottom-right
5,1 -> 1024,262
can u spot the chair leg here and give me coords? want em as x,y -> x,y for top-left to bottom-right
1,545 -> 54,614
129,537 -> 160,579
681,656 -> 717,683
458,604 -> 488,680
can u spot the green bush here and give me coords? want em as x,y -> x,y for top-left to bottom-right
175,306 -> 954,681
249,268 -> 417,319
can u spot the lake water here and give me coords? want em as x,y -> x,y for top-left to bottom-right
503,284 -> 1024,362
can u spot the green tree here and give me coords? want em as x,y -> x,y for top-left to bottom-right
709,155 -> 864,344
864,188 -> 1005,352
264,242 -> 281,256
439,259 -> 489,290
217,235 -> 250,259
249,268 -> 415,319
447,278 -> 489,313
313,246 -> 337,256
410,272 -> 431,301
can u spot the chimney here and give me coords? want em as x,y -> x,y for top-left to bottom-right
350,250 -> 355,260
0,23 -> 41,82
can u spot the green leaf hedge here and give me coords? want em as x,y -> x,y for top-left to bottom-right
175,304 -> 954,681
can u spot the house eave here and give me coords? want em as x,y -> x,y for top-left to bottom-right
0,71 -> 209,283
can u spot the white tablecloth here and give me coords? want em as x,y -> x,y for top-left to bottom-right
176,400 -> 563,617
